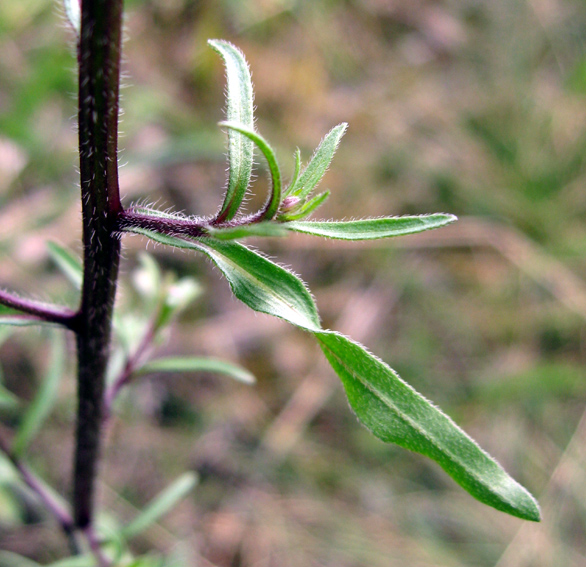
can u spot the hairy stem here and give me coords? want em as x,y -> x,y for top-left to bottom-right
0,289 -> 78,328
74,0 -> 123,530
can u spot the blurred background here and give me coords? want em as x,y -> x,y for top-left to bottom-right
1,0 -> 586,565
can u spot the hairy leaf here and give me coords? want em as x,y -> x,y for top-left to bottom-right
209,40 -> 254,222
125,228 -> 321,332
219,122 -> 282,220
289,123 -> 347,199
63,0 -> 80,36
208,222 -> 288,240
138,356 -> 255,384
314,330 -> 541,521
121,472 -> 198,540
286,214 -> 457,240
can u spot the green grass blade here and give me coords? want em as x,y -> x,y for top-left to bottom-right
121,472 -> 198,540
47,241 -> 83,290
219,122 -> 282,220
124,228 -> 321,332
12,332 -> 65,458
209,40 -> 254,222
289,123 -> 347,199
137,356 -> 255,384
286,214 -> 457,240
314,330 -> 541,522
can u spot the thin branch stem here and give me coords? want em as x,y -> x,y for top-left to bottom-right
74,0 -> 124,531
0,289 -> 78,329
118,209 -> 208,238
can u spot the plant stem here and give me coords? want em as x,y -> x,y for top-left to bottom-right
0,289 -> 78,329
74,0 -> 123,530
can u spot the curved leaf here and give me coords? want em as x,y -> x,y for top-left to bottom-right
219,122 -> 282,220
124,228 -> 321,332
137,356 -> 255,384
314,330 -> 541,522
209,40 -> 254,222
286,214 -> 457,240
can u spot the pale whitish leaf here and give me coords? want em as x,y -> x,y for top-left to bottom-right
132,253 -> 163,303
207,222 -> 288,240
219,122 -> 282,220
289,123 -> 347,199
137,356 -> 255,384
315,330 -> 541,521
121,472 -> 198,540
209,40 -> 254,222
286,214 -> 457,240
12,332 -> 65,457
124,228 -> 321,332
157,277 -> 202,330
47,241 -> 83,290
63,0 -> 80,36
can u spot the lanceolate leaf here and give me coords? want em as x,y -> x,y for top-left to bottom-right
289,123 -> 347,199
209,40 -> 254,222
314,330 -> 541,522
121,472 -> 198,540
12,332 -> 65,458
286,214 -> 457,240
124,228 -> 321,332
47,241 -> 83,290
208,222 -> 288,240
219,122 -> 282,220
137,356 -> 255,384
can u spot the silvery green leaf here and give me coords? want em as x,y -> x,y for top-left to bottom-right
124,228 -> 321,332
137,356 -> 255,384
121,472 -> 198,540
219,122 -> 282,220
289,123 -> 347,199
209,40 -> 254,222
315,330 -> 541,522
12,332 -> 65,457
47,241 -> 83,290
286,214 -> 457,240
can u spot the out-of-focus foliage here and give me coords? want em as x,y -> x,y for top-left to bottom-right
1,0 -> 586,565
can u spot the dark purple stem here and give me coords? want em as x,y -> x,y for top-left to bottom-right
0,289 -> 78,329
118,209 -> 208,238
74,0 -> 123,530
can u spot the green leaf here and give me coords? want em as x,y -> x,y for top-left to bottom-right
219,122 -> 282,220
124,228 -> 321,332
289,123 -> 347,199
137,356 -> 255,384
314,330 -> 541,522
0,551 -> 42,567
157,277 -> 202,330
121,472 -> 198,540
44,557 -> 95,567
47,241 -> 83,290
279,190 -> 330,221
0,315 -> 58,327
0,383 -> 19,410
12,332 -> 65,458
209,40 -> 254,222
286,214 -> 457,240
208,222 -> 288,240
284,148 -> 302,196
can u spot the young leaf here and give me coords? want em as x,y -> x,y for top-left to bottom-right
124,228 -> 321,332
219,122 -> 282,220
283,148 -> 302,196
209,40 -> 254,222
208,222 -> 288,240
278,191 -> 330,221
12,332 -> 65,458
314,330 -> 541,522
289,123 -> 347,199
137,356 -> 255,384
47,241 -> 83,290
286,214 -> 457,240
121,472 -> 198,540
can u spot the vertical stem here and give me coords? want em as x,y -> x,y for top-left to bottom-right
74,0 -> 123,529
